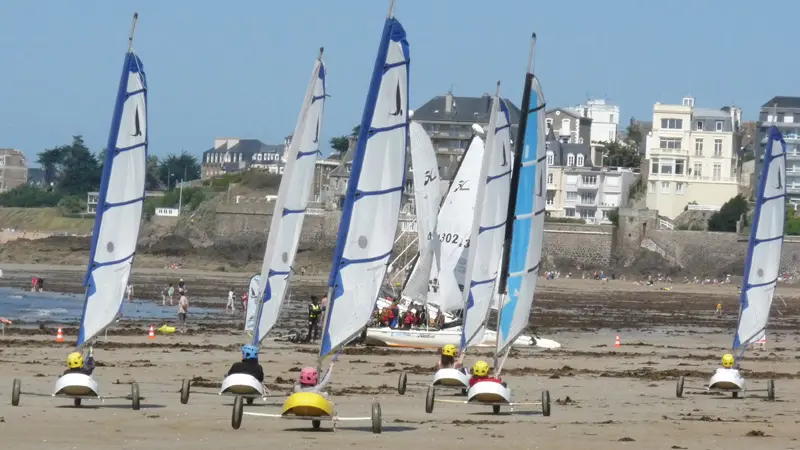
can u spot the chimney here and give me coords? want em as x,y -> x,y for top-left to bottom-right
445,91 -> 453,113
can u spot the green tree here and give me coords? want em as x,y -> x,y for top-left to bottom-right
37,144 -> 69,187
607,208 -> 620,227
58,136 -> 101,195
625,123 -> 643,147
784,203 -> 800,235
599,141 -> 640,168
0,185 -> 62,207
708,194 -> 748,232
157,151 -> 201,187
329,136 -> 349,154
145,154 -> 161,190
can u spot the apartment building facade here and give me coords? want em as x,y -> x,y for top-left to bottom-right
567,99 -> 620,144
0,148 -> 29,191
545,108 -> 591,145
755,96 -> 800,205
544,135 -> 638,224
644,97 -> 743,219
201,138 -> 285,179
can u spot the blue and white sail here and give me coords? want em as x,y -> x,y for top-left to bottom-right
459,89 -> 512,350
244,273 -> 261,331
249,52 -> 327,344
496,35 -> 547,358
401,121 -> 442,303
78,14 -> 147,347
319,9 -> 409,358
733,126 -> 786,350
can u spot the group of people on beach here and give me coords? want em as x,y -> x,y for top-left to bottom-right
159,279 -> 189,331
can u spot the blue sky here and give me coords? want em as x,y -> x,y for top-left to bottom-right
1,0 -> 797,163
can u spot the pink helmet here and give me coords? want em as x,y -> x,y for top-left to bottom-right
299,367 -> 318,385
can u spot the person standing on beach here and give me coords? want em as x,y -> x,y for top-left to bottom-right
161,284 -> 168,306
226,288 -> 236,314
167,284 -> 175,306
178,294 -> 189,332
126,284 -> 133,301
306,296 -> 322,343
178,278 -> 186,296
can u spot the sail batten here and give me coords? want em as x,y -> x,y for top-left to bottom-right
248,54 -> 327,343
733,126 -> 786,350
78,45 -> 148,347
319,15 -> 409,359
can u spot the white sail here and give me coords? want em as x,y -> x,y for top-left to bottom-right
320,15 -> 409,358
427,137 -> 485,313
244,273 -> 261,331
460,94 -> 512,349
496,73 -> 547,355
733,126 -> 786,349
251,54 -> 327,344
402,121 -> 442,302
78,48 -> 147,346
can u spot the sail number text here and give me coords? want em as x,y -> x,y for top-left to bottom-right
429,231 -> 470,248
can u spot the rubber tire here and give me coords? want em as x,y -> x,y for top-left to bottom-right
246,397 -> 254,405
371,401 -> 382,434
312,419 -> 321,429
732,391 -> 738,399
492,405 -> 501,414
11,378 -> 21,406
287,328 -> 300,343
131,383 -> 140,410
397,372 -> 407,395
542,390 -> 551,417
180,378 -> 191,404
461,388 -> 468,396
232,396 -> 244,430
676,376 -> 684,398
425,386 -> 435,414
74,398 -> 82,407
767,379 -> 775,401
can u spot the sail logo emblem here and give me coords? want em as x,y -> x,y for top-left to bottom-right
776,171 -> 783,190
313,118 -> 320,144
132,106 -> 142,137
423,170 -> 437,186
454,180 -> 470,191
500,142 -> 508,167
428,277 -> 439,293
390,82 -> 403,116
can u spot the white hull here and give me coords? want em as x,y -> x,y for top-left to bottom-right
467,380 -> 511,404
54,373 -> 99,397
219,373 -> 264,397
432,368 -> 470,388
708,368 -> 745,391
365,326 -> 558,349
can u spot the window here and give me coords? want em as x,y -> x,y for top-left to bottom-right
576,154 -> 585,166
609,113 -> 615,123
580,194 -> 595,204
547,172 -> 554,184
712,163 -> 722,180
659,137 -> 682,150
778,112 -> 785,123
567,153 -> 575,166
561,119 -> 571,135
546,192 -> 555,205
693,163 -> 703,178
682,97 -> 694,107
714,139 -> 723,157
565,208 -> 575,217
694,139 -> 703,156
660,162 -> 673,174
675,160 -> 685,175
651,159 -> 659,174
603,193 -> 620,206
676,182 -> 684,194
661,118 -> 683,129
546,150 -> 554,166
566,192 -> 577,200
545,141 -> 550,151
696,120 -> 704,131
661,181 -> 670,193
648,181 -> 656,193
715,121 -> 723,132
582,175 -> 597,185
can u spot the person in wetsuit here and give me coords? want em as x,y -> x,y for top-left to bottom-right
227,344 -> 265,383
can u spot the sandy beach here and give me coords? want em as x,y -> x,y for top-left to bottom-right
1,273 -> 800,449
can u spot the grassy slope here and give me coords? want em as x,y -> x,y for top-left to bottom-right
0,207 -> 94,232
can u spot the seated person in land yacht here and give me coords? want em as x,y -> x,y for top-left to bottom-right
64,352 -> 96,376
227,344 -> 265,383
294,361 -> 336,399
719,353 -> 737,371
437,344 -> 464,371
468,360 -> 505,387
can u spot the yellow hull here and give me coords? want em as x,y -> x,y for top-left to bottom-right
282,392 -> 333,417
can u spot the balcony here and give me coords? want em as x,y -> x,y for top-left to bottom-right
577,197 -> 597,207
428,129 -> 473,139
650,147 -> 688,156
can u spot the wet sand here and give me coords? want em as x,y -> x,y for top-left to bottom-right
1,276 -> 800,449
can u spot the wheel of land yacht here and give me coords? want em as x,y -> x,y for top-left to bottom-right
397,372 -> 407,395
180,378 -> 190,404
425,386 -> 435,414
676,376 -> 684,398
246,398 -> 254,405
312,419 -> 321,429
232,396 -> 244,430
74,398 -> 82,407
287,328 -> 300,343
131,382 -> 140,410
767,379 -> 775,401
492,405 -> 501,414
371,401 -> 382,434
542,390 -> 551,417
11,378 -> 21,406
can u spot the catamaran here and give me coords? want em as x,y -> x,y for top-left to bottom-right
424,34 -> 551,417
240,0 -> 409,433
179,49 -> 328,409
12,13 -> 147,410
676,124 -> 784,401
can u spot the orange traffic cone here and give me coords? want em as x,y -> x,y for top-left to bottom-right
56,326 -> 64,343
148,324 -> 155,340
614,335 -> 620,348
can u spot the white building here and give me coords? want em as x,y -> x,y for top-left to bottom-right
645,97 -> 744,220
567,99 -> 620,144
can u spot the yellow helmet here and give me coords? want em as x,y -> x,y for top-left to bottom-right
67,352 -> 83,369
441,344 -> 457,357
721,353 -> 735,368
472,360 -> 490,377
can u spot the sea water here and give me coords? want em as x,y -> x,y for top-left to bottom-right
0,287 -> 217,324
